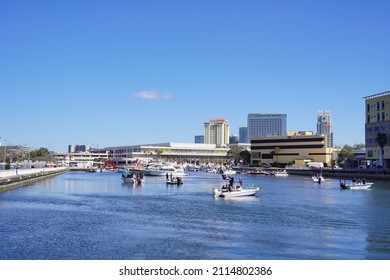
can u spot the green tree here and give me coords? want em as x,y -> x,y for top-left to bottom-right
29,147 -> 55,162
337,144 -> 355,166
155,149 -> 163,159
239,150 -> 251,165
274,147 -> 281,163
377,132 -> 387,167
353,143 -> 365,149
227,146 -> 246,164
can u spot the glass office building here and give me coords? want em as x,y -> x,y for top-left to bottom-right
247,114 -> 287,140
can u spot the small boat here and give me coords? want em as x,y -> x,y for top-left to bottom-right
144,163 -> 188,177
273,170 -> 289,177
213,185 -> 260,198
121,176 -> 135,183
312,174 -> 325,183
121,172 -> 144,184
166,177 -> 183,185
340,179 -> 373,190
223,169 -> 236,175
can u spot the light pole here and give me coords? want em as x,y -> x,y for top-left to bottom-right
0,137 -> 5,164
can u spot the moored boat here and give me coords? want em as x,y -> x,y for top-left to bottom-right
273,170 -> 289,177
143,163 -> 188,177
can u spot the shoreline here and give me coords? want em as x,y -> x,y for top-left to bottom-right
0,167 -> 69,192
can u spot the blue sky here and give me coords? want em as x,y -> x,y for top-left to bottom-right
1,0 -> 389,152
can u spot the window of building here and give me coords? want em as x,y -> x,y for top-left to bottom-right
367,104 -> 370,113
382,112 -> 385,121
377,113 -> 380,121
367,115 -> 370,123
367,150 -> 373,157
382,101 -> 385,110
377,101 -> 380,111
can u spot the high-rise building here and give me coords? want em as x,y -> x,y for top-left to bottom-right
239,126 -> 249,143
365,90 -> 390,168
194,135 -> 205,144
316,111 -> 333,148
229,135 -> 239,144
204,117 -> 229,147
68,144 -> 90,153
68,145 -> 76,153
247,114 -> 287,140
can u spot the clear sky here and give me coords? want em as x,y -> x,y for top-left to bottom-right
1,0 -> 389,152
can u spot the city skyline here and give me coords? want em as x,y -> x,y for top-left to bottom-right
1,1 -> 389,152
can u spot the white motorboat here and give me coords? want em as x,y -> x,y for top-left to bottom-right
166,177 -> 183,185
223,169 -> 236,175
121,172 -> 144,184
273,170 -> 289,177
340,182 -> 373,190
312,175 -> 325,183
213,186 -> 260,198
144,163 -> 188,177
121,176 -> 135,183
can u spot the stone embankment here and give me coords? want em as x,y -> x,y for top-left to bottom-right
285,168 -> 390,180
0,167 -> 68,192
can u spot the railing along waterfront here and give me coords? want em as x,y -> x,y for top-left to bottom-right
0,166 -> 69,192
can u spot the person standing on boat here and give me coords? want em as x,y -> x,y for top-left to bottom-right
229,176 -> 234,187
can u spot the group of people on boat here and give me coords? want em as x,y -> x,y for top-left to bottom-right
122,172 -> 144,182
166,172 -> 183,185
352,178 -> 366,184
221,176 -> 243,192
312,173 -> 325,184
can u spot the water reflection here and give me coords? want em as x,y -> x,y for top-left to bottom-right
0,171 -> 390,259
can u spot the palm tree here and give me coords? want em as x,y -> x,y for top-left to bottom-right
274,147 -> 281,164
155,149 -> 163,160
377,132 -> 387,168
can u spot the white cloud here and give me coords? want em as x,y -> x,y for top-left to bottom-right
133,90 -> 173,100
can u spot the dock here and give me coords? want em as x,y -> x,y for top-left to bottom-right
0,167 -> 68,192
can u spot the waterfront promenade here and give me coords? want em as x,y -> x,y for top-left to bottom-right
0,167 -> 68,192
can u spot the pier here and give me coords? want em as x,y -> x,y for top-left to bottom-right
0,167 -> 68,192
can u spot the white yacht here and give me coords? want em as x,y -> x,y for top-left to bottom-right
144,162 -> 188,177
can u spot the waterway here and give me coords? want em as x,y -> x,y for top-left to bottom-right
1,171 -> 390,260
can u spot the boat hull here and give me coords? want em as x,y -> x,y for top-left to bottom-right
121,177 -> 135,183
347,183 -> 373,190
340,182 -> 373,190
214,187 -> 260,198
312,176 -> 325,183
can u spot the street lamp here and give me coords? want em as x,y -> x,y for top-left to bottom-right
0,137 -> 5,164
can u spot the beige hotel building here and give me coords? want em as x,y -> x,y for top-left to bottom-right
251,132 -> 333,167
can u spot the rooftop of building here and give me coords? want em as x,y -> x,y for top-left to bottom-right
248,113 -> 287,117
364,90 -> 390,100
210,116 -> 227,122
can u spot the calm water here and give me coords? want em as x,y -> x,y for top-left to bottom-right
1,171 -> 390,260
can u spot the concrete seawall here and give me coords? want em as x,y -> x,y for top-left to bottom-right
285,168 -> 390,180
0,167 -> 69,192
